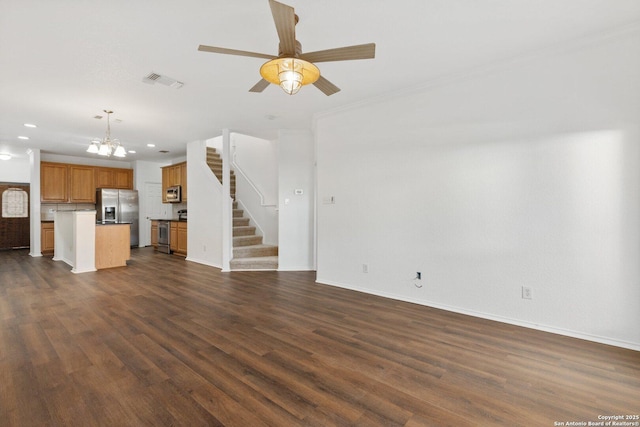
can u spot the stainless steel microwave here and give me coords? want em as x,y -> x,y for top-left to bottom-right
166,185 -> 181,203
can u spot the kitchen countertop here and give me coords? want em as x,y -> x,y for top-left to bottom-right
150,218 -> 187,222
96,221 -> 132,225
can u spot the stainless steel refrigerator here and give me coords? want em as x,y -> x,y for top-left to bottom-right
96,188 -> 139,247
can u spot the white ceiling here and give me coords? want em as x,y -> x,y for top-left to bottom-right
1,0 -> 639,163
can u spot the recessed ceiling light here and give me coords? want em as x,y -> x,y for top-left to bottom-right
24,123 -> 37,128
147,144 -> 156,147
18,136 -> 29,140
128,150 -> 136,154
0,153 -> 12,160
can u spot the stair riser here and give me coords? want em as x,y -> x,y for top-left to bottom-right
233,227 -> 256,237
233,218 -> 250,226
233,210 -> 243,218
234,246 -> 278,258
233,236 -> 263,247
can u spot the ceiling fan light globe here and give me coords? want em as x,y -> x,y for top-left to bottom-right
279,69 -> 303,95
260,57 -> 320,94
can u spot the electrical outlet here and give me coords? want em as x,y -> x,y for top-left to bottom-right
522,286 -> 532,300
362,264 -> 368,273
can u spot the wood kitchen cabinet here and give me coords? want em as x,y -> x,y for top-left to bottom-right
41,222 -> 55,255
41,162 -> 133,203
69,165 -> 96,203
180,163 -> 187,202
170,222 -> 178,252
95,224 -> 131,269
167,220 -> 187,256
41,162 -> 68,202
177,222 -> 188,255
150,221 -> 158,248
96,167 -> 133,189
95,168 -> 114,188
161,162 -> 186,203
114,168 -> 133,189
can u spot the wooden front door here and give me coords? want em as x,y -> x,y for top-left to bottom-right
0,183 -> 30,250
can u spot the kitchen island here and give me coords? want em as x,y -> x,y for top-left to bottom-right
53,210 -> 131,272
54,210 -> 97,273
95,222 -> 131,269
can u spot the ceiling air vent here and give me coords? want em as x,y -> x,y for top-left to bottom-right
142,72 -> 184,89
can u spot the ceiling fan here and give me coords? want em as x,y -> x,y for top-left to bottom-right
198,0 -> 375,96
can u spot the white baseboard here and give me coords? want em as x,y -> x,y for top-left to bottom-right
185,256 -> 222,271
316,278 -> 640,352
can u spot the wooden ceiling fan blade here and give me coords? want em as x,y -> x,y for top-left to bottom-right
300,43 -> 376,63
313,76 -> 341,96
269,0 -> 297,55
198,45 -> 275,60
249,79 -> 271,93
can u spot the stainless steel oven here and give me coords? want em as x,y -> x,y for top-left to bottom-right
157,220 -> 171,254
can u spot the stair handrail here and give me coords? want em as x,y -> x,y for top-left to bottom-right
231,148 -> 277,208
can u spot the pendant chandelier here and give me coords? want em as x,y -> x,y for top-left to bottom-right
87,110 -> 126,157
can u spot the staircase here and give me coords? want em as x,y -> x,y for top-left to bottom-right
207,147 -> 278,270
207,147 -> 236,197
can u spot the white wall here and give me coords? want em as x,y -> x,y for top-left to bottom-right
315,27 -> 640,350
231,133 -> 278,207
0,156 -> 30,183
278,130 -> 315,271
185,139 -> 223,269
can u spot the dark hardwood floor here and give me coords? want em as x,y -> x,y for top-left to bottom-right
0,248 -> 638,426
